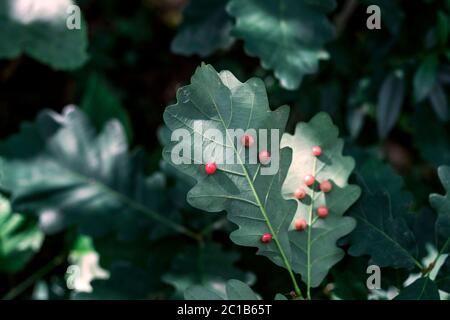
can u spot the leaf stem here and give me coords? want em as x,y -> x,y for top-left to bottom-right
233,142 -> 303,297
423,236 -> 450,276
2,255 -> 65,300
206,88 -> 303,298
306,157 -> 317,300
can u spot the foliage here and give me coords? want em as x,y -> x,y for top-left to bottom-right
0,195 -> 43,273
0,0 -> 88,70
0,0 -> 450,302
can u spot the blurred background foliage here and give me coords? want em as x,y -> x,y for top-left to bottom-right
0,0 -> 449,300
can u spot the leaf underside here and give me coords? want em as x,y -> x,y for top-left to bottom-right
282,113 -> 360,287
163,64 -> 296,271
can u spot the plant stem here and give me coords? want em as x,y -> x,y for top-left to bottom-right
306,157 -> 317,300
2,255 -> 66,300
423,237 -> 450,276
237,147 -> 303,298
207,89 -> 303,299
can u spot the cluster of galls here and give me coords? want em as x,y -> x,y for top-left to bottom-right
260,146 -> 333,243
202,138 -> 331,244
203,134 -> 271,176
291,146 -> 332,236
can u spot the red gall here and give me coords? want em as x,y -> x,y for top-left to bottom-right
320,180 -> 332,193
204,162 -> 217,175
294,219 -> 308,231
241,134 -> 254,147
294,188 -> 306,199
261,233 -> 273,243
317,206 -> 329,218
312,146 -> 322,156
304,175 -> 315,186
258,150 -> 271,165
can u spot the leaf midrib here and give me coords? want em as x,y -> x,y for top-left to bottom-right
355,205 -> 422,269
204,83 -> 300,295
35,154 -> 197,239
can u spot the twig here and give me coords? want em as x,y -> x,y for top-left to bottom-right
2,255 -> 66,300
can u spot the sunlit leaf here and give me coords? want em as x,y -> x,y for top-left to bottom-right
0,0 -> 88,70
281,113 -> 360,288
0,107 -> 183,239
227,0 -> 336,90
0,194 -> 44,273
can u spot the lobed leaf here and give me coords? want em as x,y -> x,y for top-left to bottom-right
281,113 -> 360,288
163,64 -> 296,273
0,107 -> 182,239
227,0 -> 336,90
346,160 -> 420,269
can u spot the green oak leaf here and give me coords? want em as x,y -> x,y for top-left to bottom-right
281,113 -> 360,289
227,0 -> 336,90
162,243 -> 252,299
0,106 -> 184,240
184,279 -> 259,300
0,194 -> 44,273
394,277 -> 440,300
346,160 -> 421,270
162,64 -> 298,279
171,0 -> 234,57
0,0 -> 88,70
435,256 -> 450,292
430,166 -> 450,255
